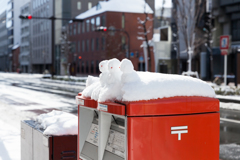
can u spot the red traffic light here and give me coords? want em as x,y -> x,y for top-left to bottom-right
95,26 -> 107,32
28,15 -> 32,19
78,56 -> 82,59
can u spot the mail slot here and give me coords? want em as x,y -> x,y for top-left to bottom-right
95,96 -> 219,160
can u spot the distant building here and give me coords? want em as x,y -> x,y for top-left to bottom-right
20,2 -> 31,73
67,0 -> 154,76
155,7 -> 172,28
12,44 -> 20,72
30,0 -> 101,74
0,11 -> 8,71
212,0 -> 240,84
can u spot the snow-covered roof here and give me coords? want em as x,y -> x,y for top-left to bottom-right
12,44 -> 19,50
76,0 -> 154,20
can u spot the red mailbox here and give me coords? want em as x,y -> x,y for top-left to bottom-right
76,95 -> 219,160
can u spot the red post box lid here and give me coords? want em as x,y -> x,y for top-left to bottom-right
76,95 -> 98,109
98,96 -> 219,116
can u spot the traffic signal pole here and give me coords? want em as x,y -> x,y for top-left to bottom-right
19,12 -> 83,78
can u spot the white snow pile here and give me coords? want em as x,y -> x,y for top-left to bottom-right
36,110 -> 78,136
82,58 -> 216,102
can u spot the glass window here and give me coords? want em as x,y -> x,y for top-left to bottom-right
101,15 -> 106,26
122,36 -> 126,51
96,60 -> 99,73
91,38 -> 94,51
96,17 -> 100,27
69,25 -> 72,35
82,40 -> 85,52
81,61 -> 84,73
86,20 -> 90,32
77,2 -> 81,10
91,61 -> 94,73
78,41 -> 80,52
86,61 -> 89,73
82,21 -> 85,33
88,2 -> 92,9
102,37 -> 105,50
73,24 -> 76,35
96,38 -> 99,50
122,14 -> 125,28
91,18 -> 95,31
78,23 -> 81,34
86,40 -> 89,51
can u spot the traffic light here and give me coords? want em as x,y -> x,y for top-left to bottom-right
95,26 -> 107,32
78,56 -> 82,59
19,15 -> 32,19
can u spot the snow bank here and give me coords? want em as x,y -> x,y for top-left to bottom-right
82,58 -> 216,102
36,110 -> 78,136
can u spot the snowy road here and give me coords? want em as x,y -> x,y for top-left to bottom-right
0,73 -> 240,160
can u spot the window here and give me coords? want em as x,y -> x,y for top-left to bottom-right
96,60 -> 99,73
69,25 -> 72,35
121,36 -> 126,51
96,38 -> 99,50
86,61 -> 89,73
91,38 -> 94,51
86,20 -> 90,32
96,17 -> 100,27
72,42 -> 76,53
78,41 -> 80,52
91,61 -> 94,73
78,23 -> 81,34
122,14 -> 125,28
86,40 -> 89,51
101,15 -> 106,26
77,2 -> 81,10
82,21 -> 85,33
73,24 -> 76,35
81,61 -> 84,73
88,2 -> 92,9
102,37 -> 105,50
82,40 -> 85,52
232,20 -> 240,41
91,18 -> 95,31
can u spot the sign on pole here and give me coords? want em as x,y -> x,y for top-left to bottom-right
220,35 -> 231,86
220,35 -> 230,55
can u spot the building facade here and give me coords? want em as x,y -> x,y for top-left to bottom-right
20,2 -> 31,73
0,11 -> 8,71
67,1 -> 154,76
211,0 -> 240,84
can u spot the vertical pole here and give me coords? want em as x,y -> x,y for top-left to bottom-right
51,0 -> 55,78
224,54 -> 227,86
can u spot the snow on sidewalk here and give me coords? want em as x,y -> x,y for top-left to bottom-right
0,120 -> 20,160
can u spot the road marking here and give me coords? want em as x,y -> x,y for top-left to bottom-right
220,118 -> 240,124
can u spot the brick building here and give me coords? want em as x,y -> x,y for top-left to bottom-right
12,45 -> 20,72
67,0 -> 154,76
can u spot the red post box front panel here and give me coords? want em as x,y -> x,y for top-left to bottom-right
128,113 -> 219,160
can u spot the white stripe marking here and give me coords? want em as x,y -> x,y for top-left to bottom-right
171,126 -> 188,130
220,118 -> 240,124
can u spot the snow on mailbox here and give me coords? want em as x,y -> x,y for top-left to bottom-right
76,58 -> 219,160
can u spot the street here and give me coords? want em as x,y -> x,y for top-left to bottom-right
0,73 -> 240,160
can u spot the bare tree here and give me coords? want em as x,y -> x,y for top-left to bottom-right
137,0 -> 153,72
173,0 -> 206,74
60,26 -> 72,75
